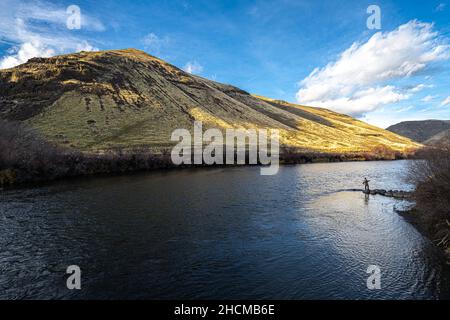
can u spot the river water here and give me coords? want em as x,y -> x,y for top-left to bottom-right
0,160 -> 448,299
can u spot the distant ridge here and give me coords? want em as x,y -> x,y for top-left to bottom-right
0,49 -> 419,154
424,129 -> 450,146
387,120 -> 450,143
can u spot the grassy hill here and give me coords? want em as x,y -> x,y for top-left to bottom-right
387,120 -> 450,143
424,129 -> 450,146
0,49 -> 420,155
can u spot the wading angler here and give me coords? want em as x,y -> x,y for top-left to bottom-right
170,121 -> 279,175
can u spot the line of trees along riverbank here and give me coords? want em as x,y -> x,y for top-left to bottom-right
0,120 -> 174,186
0,119 -> 414,187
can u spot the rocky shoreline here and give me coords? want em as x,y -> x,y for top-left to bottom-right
347,188 -> 413,199
364,189 -> 412,199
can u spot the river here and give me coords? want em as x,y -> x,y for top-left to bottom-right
0,160 -> 448,299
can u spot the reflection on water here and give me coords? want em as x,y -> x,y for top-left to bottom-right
0,160 -> 448,299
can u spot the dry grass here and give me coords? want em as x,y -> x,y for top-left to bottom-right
1,49 -> 421,156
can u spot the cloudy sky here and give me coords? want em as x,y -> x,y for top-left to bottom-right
0,0 -> 449,128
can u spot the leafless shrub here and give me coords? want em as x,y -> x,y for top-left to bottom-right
0,119 -> 173,185
280,145 -> 411,164
408,144 -> 450,250
408,145 -> 450,219
0,119 -> 63,181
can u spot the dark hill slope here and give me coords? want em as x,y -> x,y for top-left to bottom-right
387,120 -> 450,143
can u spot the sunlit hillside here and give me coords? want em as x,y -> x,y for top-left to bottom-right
0,49 -> 421,154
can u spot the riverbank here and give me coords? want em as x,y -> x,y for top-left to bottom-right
401,147 -> 450,264
0,149 -> 413,189
351,188 -> 449,263
350,188 -> 413,199
396,207 -> 450,262
0,119 -> 417,188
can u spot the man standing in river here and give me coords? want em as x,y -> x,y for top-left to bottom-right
363,178 -> 370,193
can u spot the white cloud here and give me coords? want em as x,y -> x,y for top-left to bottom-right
410,84 -> 426,93
441,96 -> 450,106
183,61 -> 204,74
410,84 -> 434,93
421,95 -> 437,102
296,20 -> 450,116
0,0 -> 101,69
76,41 -> 98,52
0,41 -> 55,69
394,105 -> 414,113
307,86 -> 409,115
141,33 -> 169,55
17,2 -> 105,31
436,3 -> 446,12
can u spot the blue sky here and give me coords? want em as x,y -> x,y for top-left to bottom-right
0,0 -> 449,128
